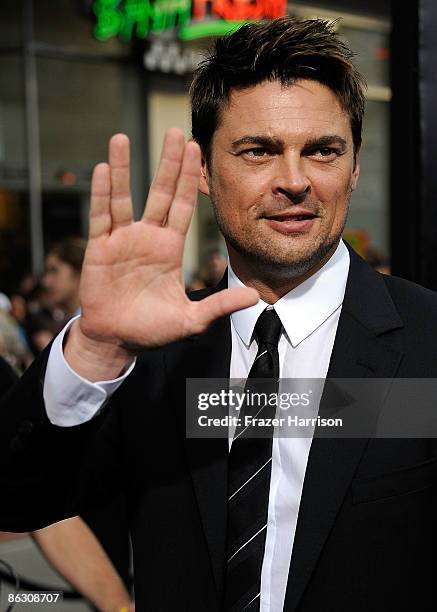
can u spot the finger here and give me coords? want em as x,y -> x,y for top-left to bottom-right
189,288 -> 259,334
167,141 -> 201,235
89,162 -> 111,239
143,128 -> 185,225
109,133 -> 134,229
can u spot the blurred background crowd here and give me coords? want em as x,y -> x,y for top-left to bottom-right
0,239 -> 390,377
0,237 -> 229,374
0,237 -> 84,374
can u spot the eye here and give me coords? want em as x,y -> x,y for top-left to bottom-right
311,147 -> 341,161
240,148 -> 271,160
319,148 -> 335,156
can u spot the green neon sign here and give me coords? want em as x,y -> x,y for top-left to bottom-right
94,0 -> 188,40
93,0 -> 286,42
180,19 -> 249,40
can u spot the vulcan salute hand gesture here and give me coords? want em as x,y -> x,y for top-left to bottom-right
65,130 -> 258,380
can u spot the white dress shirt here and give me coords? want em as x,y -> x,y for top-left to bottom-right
228,240 -> 349,611
43,239 -> 350,611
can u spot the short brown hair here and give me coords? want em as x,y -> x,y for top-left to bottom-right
47,237 -> 86,273
190,17 -> 366,165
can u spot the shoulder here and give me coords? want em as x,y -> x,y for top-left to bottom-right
381,275 -> 437,358
382,273 -> 437,319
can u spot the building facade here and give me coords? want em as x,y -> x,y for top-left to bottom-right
0,0 -> 391,291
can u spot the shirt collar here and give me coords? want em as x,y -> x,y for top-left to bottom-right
229,240 -> 350,348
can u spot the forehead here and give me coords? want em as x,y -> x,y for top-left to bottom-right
45,253 -> 60,265
45,253 -> 68,268
218,79 -> 352,142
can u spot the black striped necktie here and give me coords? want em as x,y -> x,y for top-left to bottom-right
225,308 -> 283,611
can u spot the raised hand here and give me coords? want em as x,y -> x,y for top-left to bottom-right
65,130 -> 258,379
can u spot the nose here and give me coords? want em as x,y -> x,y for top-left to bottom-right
271,152 -> 310,204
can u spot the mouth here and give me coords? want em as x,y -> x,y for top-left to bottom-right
262,210 -> 317,234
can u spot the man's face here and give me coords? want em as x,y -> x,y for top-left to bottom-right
199,79 -> 360,280
43,254 -> 80,309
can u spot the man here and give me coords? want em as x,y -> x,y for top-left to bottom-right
2,17 -> 437,612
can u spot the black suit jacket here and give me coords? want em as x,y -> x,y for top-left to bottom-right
2,246 -> 437,611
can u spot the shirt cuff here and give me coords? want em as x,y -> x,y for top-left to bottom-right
43,316 -> 136,427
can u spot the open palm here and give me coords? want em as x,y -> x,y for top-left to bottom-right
78,129 -> 258,351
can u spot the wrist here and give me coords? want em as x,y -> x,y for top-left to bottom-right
64,319 -> 134,382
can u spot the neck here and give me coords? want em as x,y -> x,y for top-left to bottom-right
228,244 -> 338,304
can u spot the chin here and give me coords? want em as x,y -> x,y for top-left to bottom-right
234,238 -> 338,280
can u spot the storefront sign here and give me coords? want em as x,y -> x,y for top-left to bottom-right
93,0 -> 286,42
143,39 -> 203,73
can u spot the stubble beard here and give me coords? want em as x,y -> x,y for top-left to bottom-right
211,193 -> 351,282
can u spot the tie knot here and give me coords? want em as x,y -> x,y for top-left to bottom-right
254,308 -> 282,347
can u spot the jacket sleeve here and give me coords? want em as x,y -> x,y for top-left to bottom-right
0,347 -> 123,532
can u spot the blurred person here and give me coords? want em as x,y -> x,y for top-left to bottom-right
18,271 -> 37,298
365,245 -> 391,274
186,271 -> 206,292
10,289 -> 62,358
202,248 -> 227,287
10,293 -> 32,349
43,237 -> 87,319
10,293 -> 27,323
33,518 -> 133,612
25,312 -> 60,354
26,282 -> 62,321
18,239 -> 87,352
186,249 -> 227,292
0,292 -> 32,371
3,17 -> 437,612
42,237 -> 132,600
0,292 -> 12,312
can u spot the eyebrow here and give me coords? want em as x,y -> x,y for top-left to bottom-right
231,135 -> 283,149
303,135 -> 348,151
230,134 -> 348,150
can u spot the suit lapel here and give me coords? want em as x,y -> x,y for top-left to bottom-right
167,278 -> 231,599
283,248 -> 404,611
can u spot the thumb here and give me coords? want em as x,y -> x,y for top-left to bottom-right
189,287 -> 259,334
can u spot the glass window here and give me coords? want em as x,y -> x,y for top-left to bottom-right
0,54 -> 30,289
340,25 -> 391,258
341,26 -> 390,88
37,56 -> 148,240
345,100 -> 390,253
0,56 -> 27,183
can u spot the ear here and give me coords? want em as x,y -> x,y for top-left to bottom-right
199,156 -> 210,196
351,145 -> 361,192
